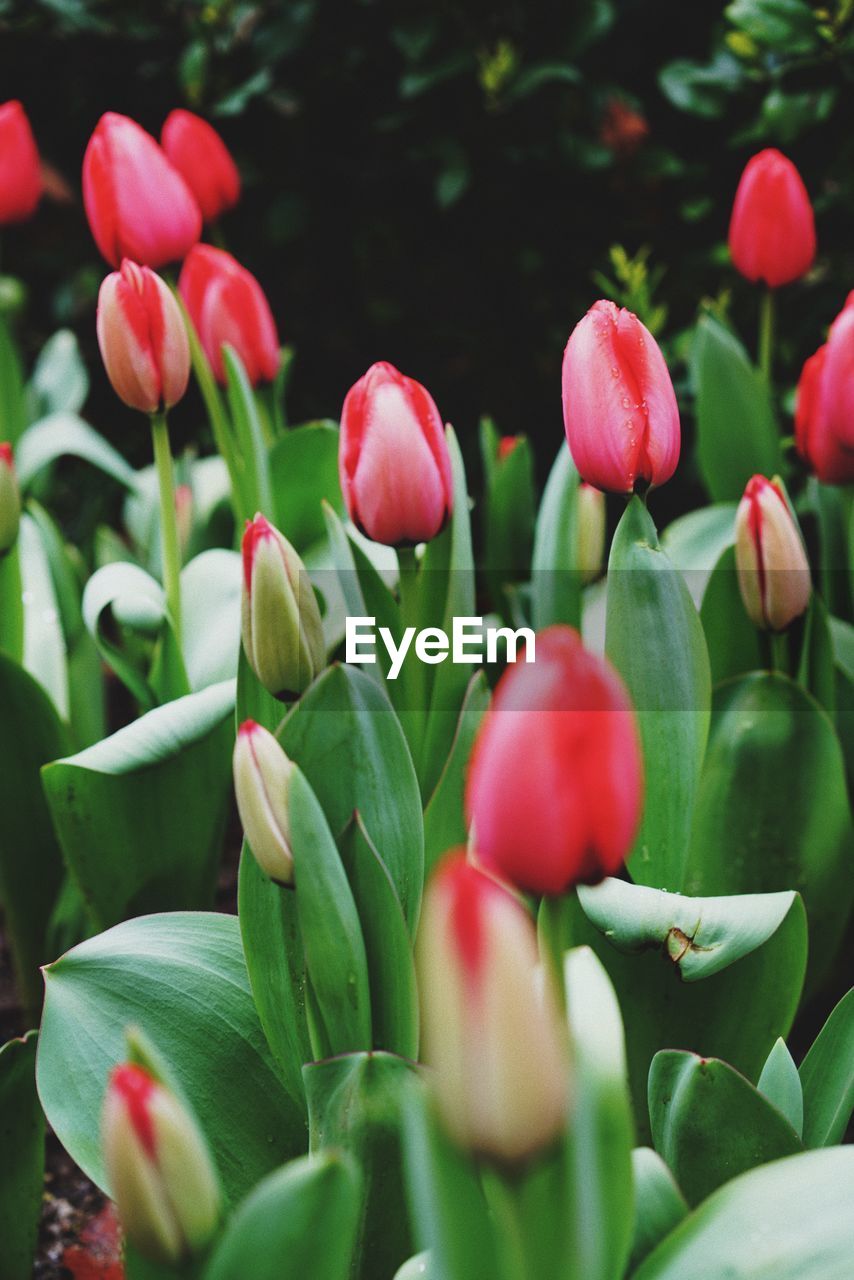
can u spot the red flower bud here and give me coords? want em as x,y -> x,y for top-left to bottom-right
83,112 -> 202,268
728,149 -> 815,288
599,97 -> 649,158
418,852 -> 570,1162
178,244 -> 280,386
339,361 -> 453,546
497,435 -> 521,461
161,110 -> 240,224
0,100 -> 42,225
466,625 -> 642,896
0,442 -> 21,555
735,475 -> 811,632
561,300 -> 680,493
97,260 -> 190,414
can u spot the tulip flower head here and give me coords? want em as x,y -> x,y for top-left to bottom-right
497,435 -> 522,461
0,443 -> 21,555
735,476 -> 811,633
179,244 -> 280,386
96,260 -> 190,414
161,109 -> 240,224
339,361 -> 454,546
561,300 -> 680,494
419,852 -> 570,1163
0,100 -> 42,225
728,149 -> 815,288
241,513 -> 325,698
101,1063 -> 220,1265
466,625 -> 643,896
576,481 -> 606,584
795,295 -> 854,487
83,113 -> 201,268
233,720 -> 295,885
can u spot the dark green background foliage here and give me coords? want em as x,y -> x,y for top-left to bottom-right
2,0 -> 854,522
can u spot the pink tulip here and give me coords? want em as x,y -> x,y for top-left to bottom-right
178,244 -> 280,386
0,100 -> 42,225
728,149 -> 815,288
161,110 -> 240,224
96,260 -> 190,414
796,294 -> 854,484
735,476 -> 811,632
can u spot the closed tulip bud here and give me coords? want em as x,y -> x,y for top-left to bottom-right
161,110 -> 240,224
97,260 -> 190,414
419,852 -> 570,1163
339,361 -> 453,546
728,149 -> 815,288
576,481 -> 605,583
233,720 -> 294,885
178,244 -> 279,386
561,300 -> 680,494
241,513 -> 325,698
0,100 -> 42,225
466,625 -> 642,896
497,435 -> 521,461
735,476 -> 811,632
0,443 -> 21,555
83,112 -> 202,268
101,1064 -> 220,1265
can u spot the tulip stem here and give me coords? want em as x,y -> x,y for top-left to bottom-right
151,411 -> 183,649
483,1170 -> 533,1280
758,288 -> 775,384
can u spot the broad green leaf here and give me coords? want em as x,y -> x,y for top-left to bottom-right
691,313 -> 780,503
224,344 -> 273,517
531,445 -> 581,630
796,593 -> 836,717
180,549 -> 241,691
321,500 -> 400,685
482,431 -> 535,613
684,672 -> 854,989
698,546 -> 762,685
606,497 -> 711,891
19,512 -> 69,718
15,413 -> 137,492
0,654 -> 70,1017
0,1032 -> 44,1280
0,310 -> 27,444
649,1051 -> 802,1207
270,421 -> 344,552
423,673 -> 490,875
37,912 -> 306,1204
628,1148 -> 688,1271
799,988 -> 854,1148
757,1038 -> 803,1138
82,560 -> 171,710
630,1148 -> 854,1279
660,503 -> 737,609
394,1255 -> 432,1279
42,680 -> 235,929
27,329 -> 88,417
204,1152 -> 361,1280
0,542 -> 23,662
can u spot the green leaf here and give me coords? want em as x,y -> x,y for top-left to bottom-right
223,344 -> 273,517
82,560 -> 170,710
37,912 -> 306,1204
19,511 -> 70,718
658,53 -> 743,120
321,500 -> 401,686
630,1148 -> 854,1279
482,431 -> 535,613
180,550 -> 241,692
41,680 -> 235,929
423,673 -> 490,876
0,542 -> 23,662
684,672 -> 854,990
799,988 -> 854,1148
204,1152 -> 361,1280
758,1038 -> 803,1138
605,497 -> 711,890
661,502 -> 737,609
628,1148 -> 688,1271
270,421 -> 344,552
15,413 -> 138,492
796,593 -> 836,718
726,0 -> 820,54
692,314 -> 781,503
698,546 -> 762,685
0,1032 -> 44,1280
649,1051 -> 802,1207
27,329 -> 88,417
531,445 -> 581,631
0,310 -> 28,444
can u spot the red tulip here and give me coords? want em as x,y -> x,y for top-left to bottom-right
161,110 -> 240,224
83,112 -> 202,268
796,294 -> 854,484
728,149 -> 815,288
339,361 -> 453,546
561,300 -> 680,493
735,475 -> 811,632
178,244 -> 280,386
497,435 -> 522,460
466,625 -> 642,896
0,100 -> 42,225
97,260 -> 190,413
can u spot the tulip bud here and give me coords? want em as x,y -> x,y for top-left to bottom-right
83,112 -> 202,268
561,300 -> 680,494
0,100 -> 42,225
418,852 -> 570,1163
339,361 -> 454,546
233,720 -> 295,885
161,110 -> 240,224
466,625 -> 642,896
728,149 -> 815,288
576,481 -> 605,583
497,435 -> 521,461
96,260 -> 190,414
735,476 -> 811,633
0,443 -> 21,555
101,1063 -> 220,1265
241,514 -> 325,698
178,244 -> 279,386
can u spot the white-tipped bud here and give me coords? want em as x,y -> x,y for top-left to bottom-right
576,481 -> 606,583
735,475 -> 811,632
233,719 -> 295,885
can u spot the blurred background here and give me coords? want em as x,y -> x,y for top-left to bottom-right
2,0 -> 854,530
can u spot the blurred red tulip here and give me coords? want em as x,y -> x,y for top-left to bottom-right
735,475 -> 811,632
562,299 -> 680,493
600,97 -> 649,157
728,149 -> 815,288
339,361 -> 453,546
466,625 -> 642,896
161,109 -> 240,224
83,112 -> 201,268
497,435 -> 521,460
179,244 -> 280,386
97,260 -> 190,413
0,100 -> 42,225
796,294 -> 854,484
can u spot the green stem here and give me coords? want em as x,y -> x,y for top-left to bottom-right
770,630 -> 788,675
397,545 -> 426,774
759,287 -> 775,385
483,1169 -> 531,1280
151,411 -> 183,649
